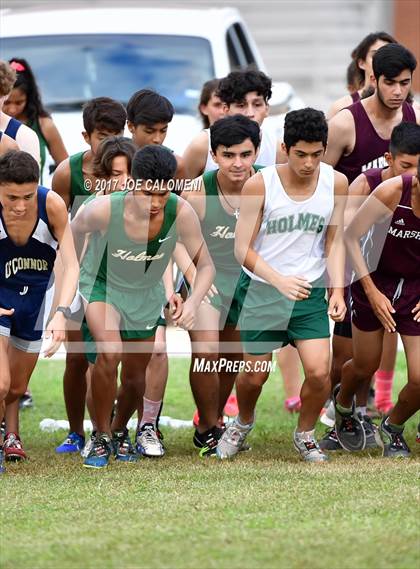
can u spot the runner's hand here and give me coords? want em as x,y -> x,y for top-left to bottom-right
0,307 -> 14,317
412,300 -> 420,323
367,289 -> 396,333
169,293 -> 183,320
203,283 -> 219,304
174,297 -> 199,330
275,275 -> 312,301
44,312 -> 66,358
328,292 -> 346,322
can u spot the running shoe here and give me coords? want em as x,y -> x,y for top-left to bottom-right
80,431 -> 96,459
416,423 -> 420,444
293,429 -> 328,462
319,427 -> 342,451
379,417 -> 411,458
333,385 -> 366,451
361,415 -> 381,449
55,432 -> 85,454
112,429 -> 138,463
4,432 -> 27,461
19,390 -> 34,409
193,426 -> 223,457
216,419 -> 253,459
83,433 -> 113,469
320,399 -> 335,427
136,423 -> 165,457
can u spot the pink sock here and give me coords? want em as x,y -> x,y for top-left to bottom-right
375,370 -> 394,411
140,398 -> 162,429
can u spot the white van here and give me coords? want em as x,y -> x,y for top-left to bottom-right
1,6 -> 304,158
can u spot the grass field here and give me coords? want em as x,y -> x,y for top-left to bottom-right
1,355 -> 419,569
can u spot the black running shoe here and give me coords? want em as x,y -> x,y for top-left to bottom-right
112,428 -> 138,463
319,427 -> 343,451
19,391 -> 34,409
193,426 -> 223,457
83,433 -> 113,469
380,417 -> 411,458
333,385 -> 366,452
361,415 -> 381,449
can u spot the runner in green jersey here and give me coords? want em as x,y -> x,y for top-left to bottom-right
180,115 -> 261,456
72,145 -> 214,469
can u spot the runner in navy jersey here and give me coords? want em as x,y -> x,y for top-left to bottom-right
334,160 -> 420,457
320,122 -> 420,450
0,151 -> 78,470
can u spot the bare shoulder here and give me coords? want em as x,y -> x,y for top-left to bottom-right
333,170 -> 349,194
0,133 -> 19,153
327,94 -> 353,119
45,187 -> 69,226
328,107 -> 355,134
370,175 -> 404,209
348,172 -> 370,196
242,170 -> 265,196
52,157 -> 71,189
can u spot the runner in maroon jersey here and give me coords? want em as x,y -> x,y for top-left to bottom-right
333,160 -> 420,458
324,43 -> 419,425
320,122 -> 420,450
328,31 -> 396,119
326,43 -> 418,184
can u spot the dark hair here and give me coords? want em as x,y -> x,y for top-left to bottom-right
217,70 -> 272,105
346,60 -> 363,93
351,32 -> 396,85
82,97 -> 126,135
127,89 -> 174,127
198,78 -> 221,128
283,108 -> 328,151
0,150 -> 39,184
131,145 -> 177,182
210,115 -> 260,153
373,43 -> 417,81
389,123 -> 420,157
8,58 -> 50,123
93,136 -> 136,179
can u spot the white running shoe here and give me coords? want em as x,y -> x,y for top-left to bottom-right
320,399 -> 335,428
136,424 -> 165,457
293,429 -> 328,462
80,432 -> 96,459
216,417 -> 253,460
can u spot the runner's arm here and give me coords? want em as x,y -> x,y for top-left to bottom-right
52,158 -> 72,209
71,195 -> 111,260
324,109 -> 354,167
182,131 -> 208,179
325,172 -> 348,320
345,177 -> 402,288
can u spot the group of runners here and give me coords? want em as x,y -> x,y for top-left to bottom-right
0,31 -> 419,472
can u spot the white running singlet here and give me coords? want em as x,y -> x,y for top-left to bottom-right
244,162 -> 335,283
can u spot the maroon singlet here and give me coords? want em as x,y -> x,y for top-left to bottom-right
335,101 -> 416,184
376,175 -> 420,278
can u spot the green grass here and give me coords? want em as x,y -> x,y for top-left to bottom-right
1,355 -> 419,569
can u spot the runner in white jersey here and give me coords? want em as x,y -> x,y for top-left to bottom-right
216,108 -> 348,463
183,70 -> 285,179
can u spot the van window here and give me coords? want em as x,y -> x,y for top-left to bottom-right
1,34 -> 214,115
